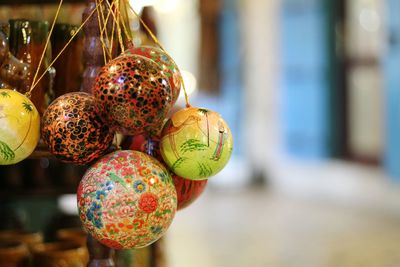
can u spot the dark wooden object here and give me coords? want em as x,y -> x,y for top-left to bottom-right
80,0 -> 106,93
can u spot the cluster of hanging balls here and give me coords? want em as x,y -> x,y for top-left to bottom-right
0,46 -> 233,249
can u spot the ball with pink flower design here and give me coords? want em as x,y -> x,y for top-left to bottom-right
77,150 -> 177,249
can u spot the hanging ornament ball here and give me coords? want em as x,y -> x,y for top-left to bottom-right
77,150 -> 177,249
93,54 -> 173,136
160,107 -> 233,180
122,134 -> 163,161
124,134 -> 208,210
173,175 -> 208,210
0,89 -> 40,165
41,92 -> 114,165
124,46 -> 182,105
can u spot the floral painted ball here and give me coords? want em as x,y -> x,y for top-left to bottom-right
124,46 -> 181,105
160,107 -> 233,180
77,150 -> 177,249
93,54 -> 173,136
41,92 -> 114,165
0,89 -> 40,165
123,134 -> 208,210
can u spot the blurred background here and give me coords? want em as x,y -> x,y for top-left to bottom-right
2,0 -> 400,266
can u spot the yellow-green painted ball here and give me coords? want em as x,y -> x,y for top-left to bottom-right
0,89 -> 40,165
160,107 -> 233,180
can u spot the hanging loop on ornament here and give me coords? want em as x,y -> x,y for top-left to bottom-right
125,0 -> 191,108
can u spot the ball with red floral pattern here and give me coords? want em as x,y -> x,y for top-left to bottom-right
93,54 -> 173,136
41,92 -> 114,165
123,46 -> 182,105
77,150 -> 177,249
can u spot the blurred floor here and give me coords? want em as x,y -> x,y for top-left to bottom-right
166,160 -> 400,267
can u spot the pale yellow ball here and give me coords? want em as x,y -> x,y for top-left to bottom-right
0,89 -> 40,165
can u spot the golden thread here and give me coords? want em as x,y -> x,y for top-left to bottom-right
105,0 -> 125,53
96,0 -> 108,64
98,0 -> 108,56
103,1 -> 115,60
115,1 -> 125,52
125,0 -> 191,107
109,3 -> 117,58
28,0 -> 64,98
30,0 -> 104,91
120,2 -> 132,43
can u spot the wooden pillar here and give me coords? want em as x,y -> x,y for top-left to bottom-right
81,0 -> 106,93
81,0 -> 115,265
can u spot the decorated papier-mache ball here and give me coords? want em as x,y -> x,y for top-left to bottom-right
93,54 -> 173,136
172,176 -> 207,210
123,134 -> 208,210
124,46 -> 182,105
160,107 -> 233,180
0,89 -> 40,165
77,150 -> 177,249
122,134 -> 163,161
41,92 -> 114,165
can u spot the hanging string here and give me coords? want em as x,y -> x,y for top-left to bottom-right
115,0 -> 125,52
109,3 -> 117,58
119,0 -> 133,43
27,0 -> 64,98
125,0 -> 191,107
100,0 -> 117,61
104,0 -> 125,54
30,0 -> 105,92
96,0 -> 108,64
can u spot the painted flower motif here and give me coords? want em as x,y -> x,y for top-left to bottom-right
103,181 -> 114,191
94,218 -> 103,228
158,171 -> 168,182
116,156 -> 126,163
145,176 -> 159,187
118,205 -> 135,216
113,162 -> 123,170
117,218 -> 134,232
132,219 -> 145,229
125,175 -> 133,185
86,210 -> 94,221
96,190 -> 107,200
138,192 -> 158,213
138,166 -> 151,177
121,168 -> 134,177
83,184 -> 97,194
133,180 -> 147,193
106,223 -> 119,234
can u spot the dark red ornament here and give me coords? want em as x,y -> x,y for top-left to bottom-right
93,54 -> 173,136
172,175 -> 207,210
41,92 -> 114,165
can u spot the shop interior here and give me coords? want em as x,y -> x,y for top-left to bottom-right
2,0 -> 400,266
